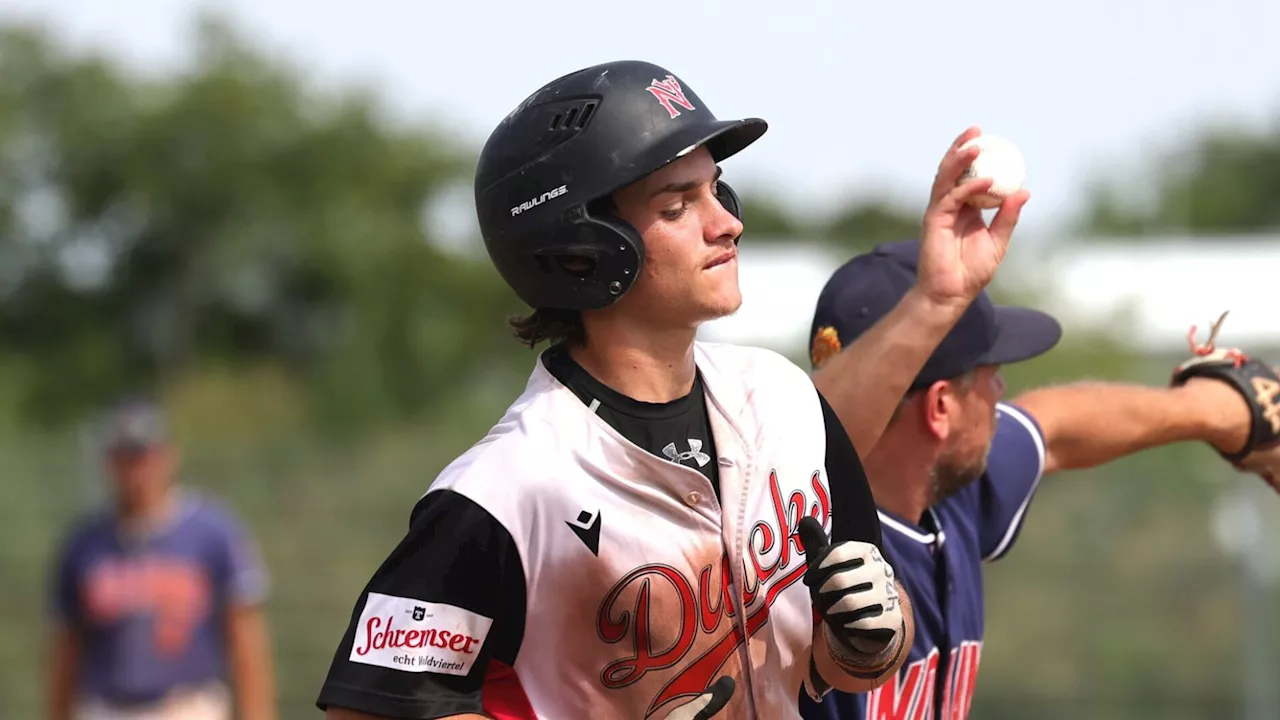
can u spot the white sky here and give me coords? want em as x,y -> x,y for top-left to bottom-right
5,0 -> 1279,353
6,0 -> 1280,238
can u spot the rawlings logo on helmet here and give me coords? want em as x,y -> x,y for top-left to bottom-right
510,184 -> 569,217
646,75 -> 696,119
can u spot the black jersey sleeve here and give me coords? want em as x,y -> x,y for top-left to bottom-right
816,389 -> 884,549
315,488 -> 527,719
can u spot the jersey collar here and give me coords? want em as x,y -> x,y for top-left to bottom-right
877,506 -> 947,547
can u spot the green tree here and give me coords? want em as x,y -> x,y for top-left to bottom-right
820,197 -> 922,253
0,15 -> 543,718
737,190 -> 810,239
735,190 -> 923,251
1078,121 -> 1280,235
0,15 -> 523,430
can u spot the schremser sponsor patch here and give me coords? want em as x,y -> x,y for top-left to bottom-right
348,592 -> 493,676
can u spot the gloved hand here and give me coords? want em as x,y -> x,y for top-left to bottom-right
1172,312 -> 1280,492
662,676 -> 735,720
798,517 -> 904,660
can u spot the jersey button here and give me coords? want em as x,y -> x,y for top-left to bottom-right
685,491 -> 701,506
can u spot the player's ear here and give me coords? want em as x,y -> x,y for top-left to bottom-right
922,380 -> 962,441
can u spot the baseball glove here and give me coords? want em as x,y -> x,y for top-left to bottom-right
1171,312 -> 1280,491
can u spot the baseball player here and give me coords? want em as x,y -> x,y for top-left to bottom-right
314,60 -> 1029,720
45,396 -> 276,720
798,239 -> 1280,720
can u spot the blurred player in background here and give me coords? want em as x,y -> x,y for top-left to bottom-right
45,396 -> 277,720
800,238 -> 1280,720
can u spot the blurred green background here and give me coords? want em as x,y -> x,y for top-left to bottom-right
2,14 -> 1279,720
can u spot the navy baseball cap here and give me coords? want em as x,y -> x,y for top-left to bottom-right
809,239 -> 1063,390
102,396 -> 168,451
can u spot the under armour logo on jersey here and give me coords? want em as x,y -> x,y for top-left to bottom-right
662,439 -> 711,467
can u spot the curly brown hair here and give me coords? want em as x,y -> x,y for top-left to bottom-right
508,308 -> 586,349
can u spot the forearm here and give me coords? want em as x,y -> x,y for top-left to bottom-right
813,288 -> 968,455
814,580 -> 915,694
1014,379 -> 1250,474
46,627 -> 78,720
48,680 -> 74,720
226,605 -> 277,720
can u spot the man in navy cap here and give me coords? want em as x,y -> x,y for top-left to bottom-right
799,239 -> 1273,720
46,396 -> 277,720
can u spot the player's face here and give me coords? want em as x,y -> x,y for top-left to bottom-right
611,146 -> 745,327
933,366 -> 1005,502
107,443 -> 176,513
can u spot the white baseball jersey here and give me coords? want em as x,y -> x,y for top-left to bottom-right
316,341 -> 883,719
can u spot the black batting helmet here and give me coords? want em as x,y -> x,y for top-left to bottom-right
474,60 -> 768,311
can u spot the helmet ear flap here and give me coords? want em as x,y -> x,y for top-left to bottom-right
528,210 -> 643,309
715,180 -> 743,221
578,211 -> 645,302
715,180 -> 744,245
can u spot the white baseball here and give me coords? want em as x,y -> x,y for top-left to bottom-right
957,134 -> 1026,209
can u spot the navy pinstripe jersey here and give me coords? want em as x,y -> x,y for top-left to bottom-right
799,402 -> 1046,720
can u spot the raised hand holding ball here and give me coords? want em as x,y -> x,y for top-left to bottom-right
956,134 -> 1026,209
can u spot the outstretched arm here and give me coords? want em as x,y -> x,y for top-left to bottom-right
1012,378 -> 1250,475
225,603 -> 276,720
46,622 -> 79,720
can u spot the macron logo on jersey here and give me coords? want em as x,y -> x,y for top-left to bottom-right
349,592 -> 493,676
567,509 -> 602,556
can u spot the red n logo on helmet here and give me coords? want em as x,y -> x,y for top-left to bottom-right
646,75 -> 696,119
